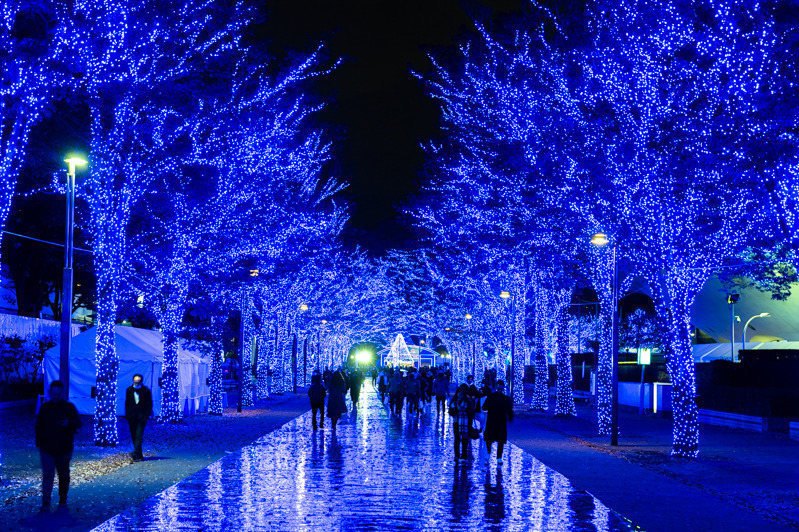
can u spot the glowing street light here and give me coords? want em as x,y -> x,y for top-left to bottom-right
499,290 -> 511,299
465,313 -> 472,320
356,350 -> 371,364
59,155 -> 88,399
590,232 -> 609,246
742,312 -> 771,350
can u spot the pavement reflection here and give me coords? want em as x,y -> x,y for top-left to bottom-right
93,385 -> 642,531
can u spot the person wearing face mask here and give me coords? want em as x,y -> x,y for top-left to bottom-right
125,374 -> 153,461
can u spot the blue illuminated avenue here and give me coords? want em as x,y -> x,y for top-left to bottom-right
92,388 -> 641,532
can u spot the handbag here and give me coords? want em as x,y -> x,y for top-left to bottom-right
469,418 -> 481,439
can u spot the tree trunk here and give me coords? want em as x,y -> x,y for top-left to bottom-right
554,287 -> 576,416
596,308 -> 613,435
159,331 -> 182,422
93,295 -> 119,446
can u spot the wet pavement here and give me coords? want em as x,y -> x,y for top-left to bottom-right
93,386 -> 642,532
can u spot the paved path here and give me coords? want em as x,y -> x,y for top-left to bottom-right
93,386 -> 642,531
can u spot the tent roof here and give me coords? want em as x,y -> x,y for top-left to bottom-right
44,325 -> 210,363
694,341 -> 799,362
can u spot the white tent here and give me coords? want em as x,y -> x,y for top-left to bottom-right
44,325 -> 212,417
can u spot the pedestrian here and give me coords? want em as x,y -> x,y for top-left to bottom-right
35,380 -> 81,512
433,372 -> 450,417
377,368 -> 390,403
327,368 -> 347,430
349,369 -> 363,412
476,379 -> 493,433
308,374 -> 326,430
323,366 -> 332,388
425,370 -> 435,404
405,372 -> 421,415
482,380 -> 514,464
370,367 -> 378,388
125,373 -> 153,462
388,368 -> 406,415
449,384 -> 475,461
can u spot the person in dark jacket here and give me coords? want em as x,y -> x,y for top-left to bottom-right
482,380 -> 514,464
405,372 -> 421,414
449,384 -> 475,461
326,368 -> 348,430
432,372 -> 450,417
35,380 -> 81,511
308,374 -> 326,430
349,369 -> 363,412
388,369 -> 406,415
124,374 -> 153,462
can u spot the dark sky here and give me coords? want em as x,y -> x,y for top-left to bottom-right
260,0 -> 523,254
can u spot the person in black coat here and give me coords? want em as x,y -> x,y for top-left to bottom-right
35,380 -> 81,511
124,374 -> 153,461
326,368 -> 348,430
307,374 -> 326,430
482,380 -> 514,464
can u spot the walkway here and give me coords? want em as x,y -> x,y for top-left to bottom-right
93,387 -> 642,532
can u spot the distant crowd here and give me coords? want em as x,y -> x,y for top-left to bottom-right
307,364 -> 513,463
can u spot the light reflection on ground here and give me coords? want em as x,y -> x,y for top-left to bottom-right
93,386 -> 642,531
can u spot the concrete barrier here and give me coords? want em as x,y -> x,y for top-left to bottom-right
698,409 -> 767,432
789,421 -> 799,441
0,398 -> 36,411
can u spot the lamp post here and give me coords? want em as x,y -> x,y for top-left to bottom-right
60,156 -> 87,399
499,290 -> 515,400
742,312 -> 770,352
292,303 -> 309,394
590,232 -> 619,446
727,295 -> 740,361
465,314 -> 475,375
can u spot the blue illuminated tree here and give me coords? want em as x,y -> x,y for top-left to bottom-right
68,0 -> 307,444
0,3 -> 71,265
417,0 -> 795,456
575,0 -> 794,456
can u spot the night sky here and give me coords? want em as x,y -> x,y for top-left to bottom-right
260,0 -> 523,254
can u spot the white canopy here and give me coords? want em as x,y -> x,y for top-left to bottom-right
44,325 -> 212,417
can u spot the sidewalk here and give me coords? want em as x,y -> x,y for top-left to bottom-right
1,392 -> 311,531
509,402 -> 799,532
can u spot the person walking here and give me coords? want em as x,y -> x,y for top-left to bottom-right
405,372 -> 421,415
125,374 -> 153,462
482,380 -> 514,464
377,368 -> 390,403
327,368 -> 347,430
370,367 -> 378,388
388,368 -> 406,415
349,369 -> 363,412
308,374 -> 326,430
433,372 -> 450,417
449,384 -> 475,461
35,380 -> 81,512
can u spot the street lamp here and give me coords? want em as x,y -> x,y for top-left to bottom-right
727,294 -> 740,362
741,312 -> 771,352
499,290 -> 516,401
293,303 -> 309,393
60,155 -> 87,399
590,231 -> 619,446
